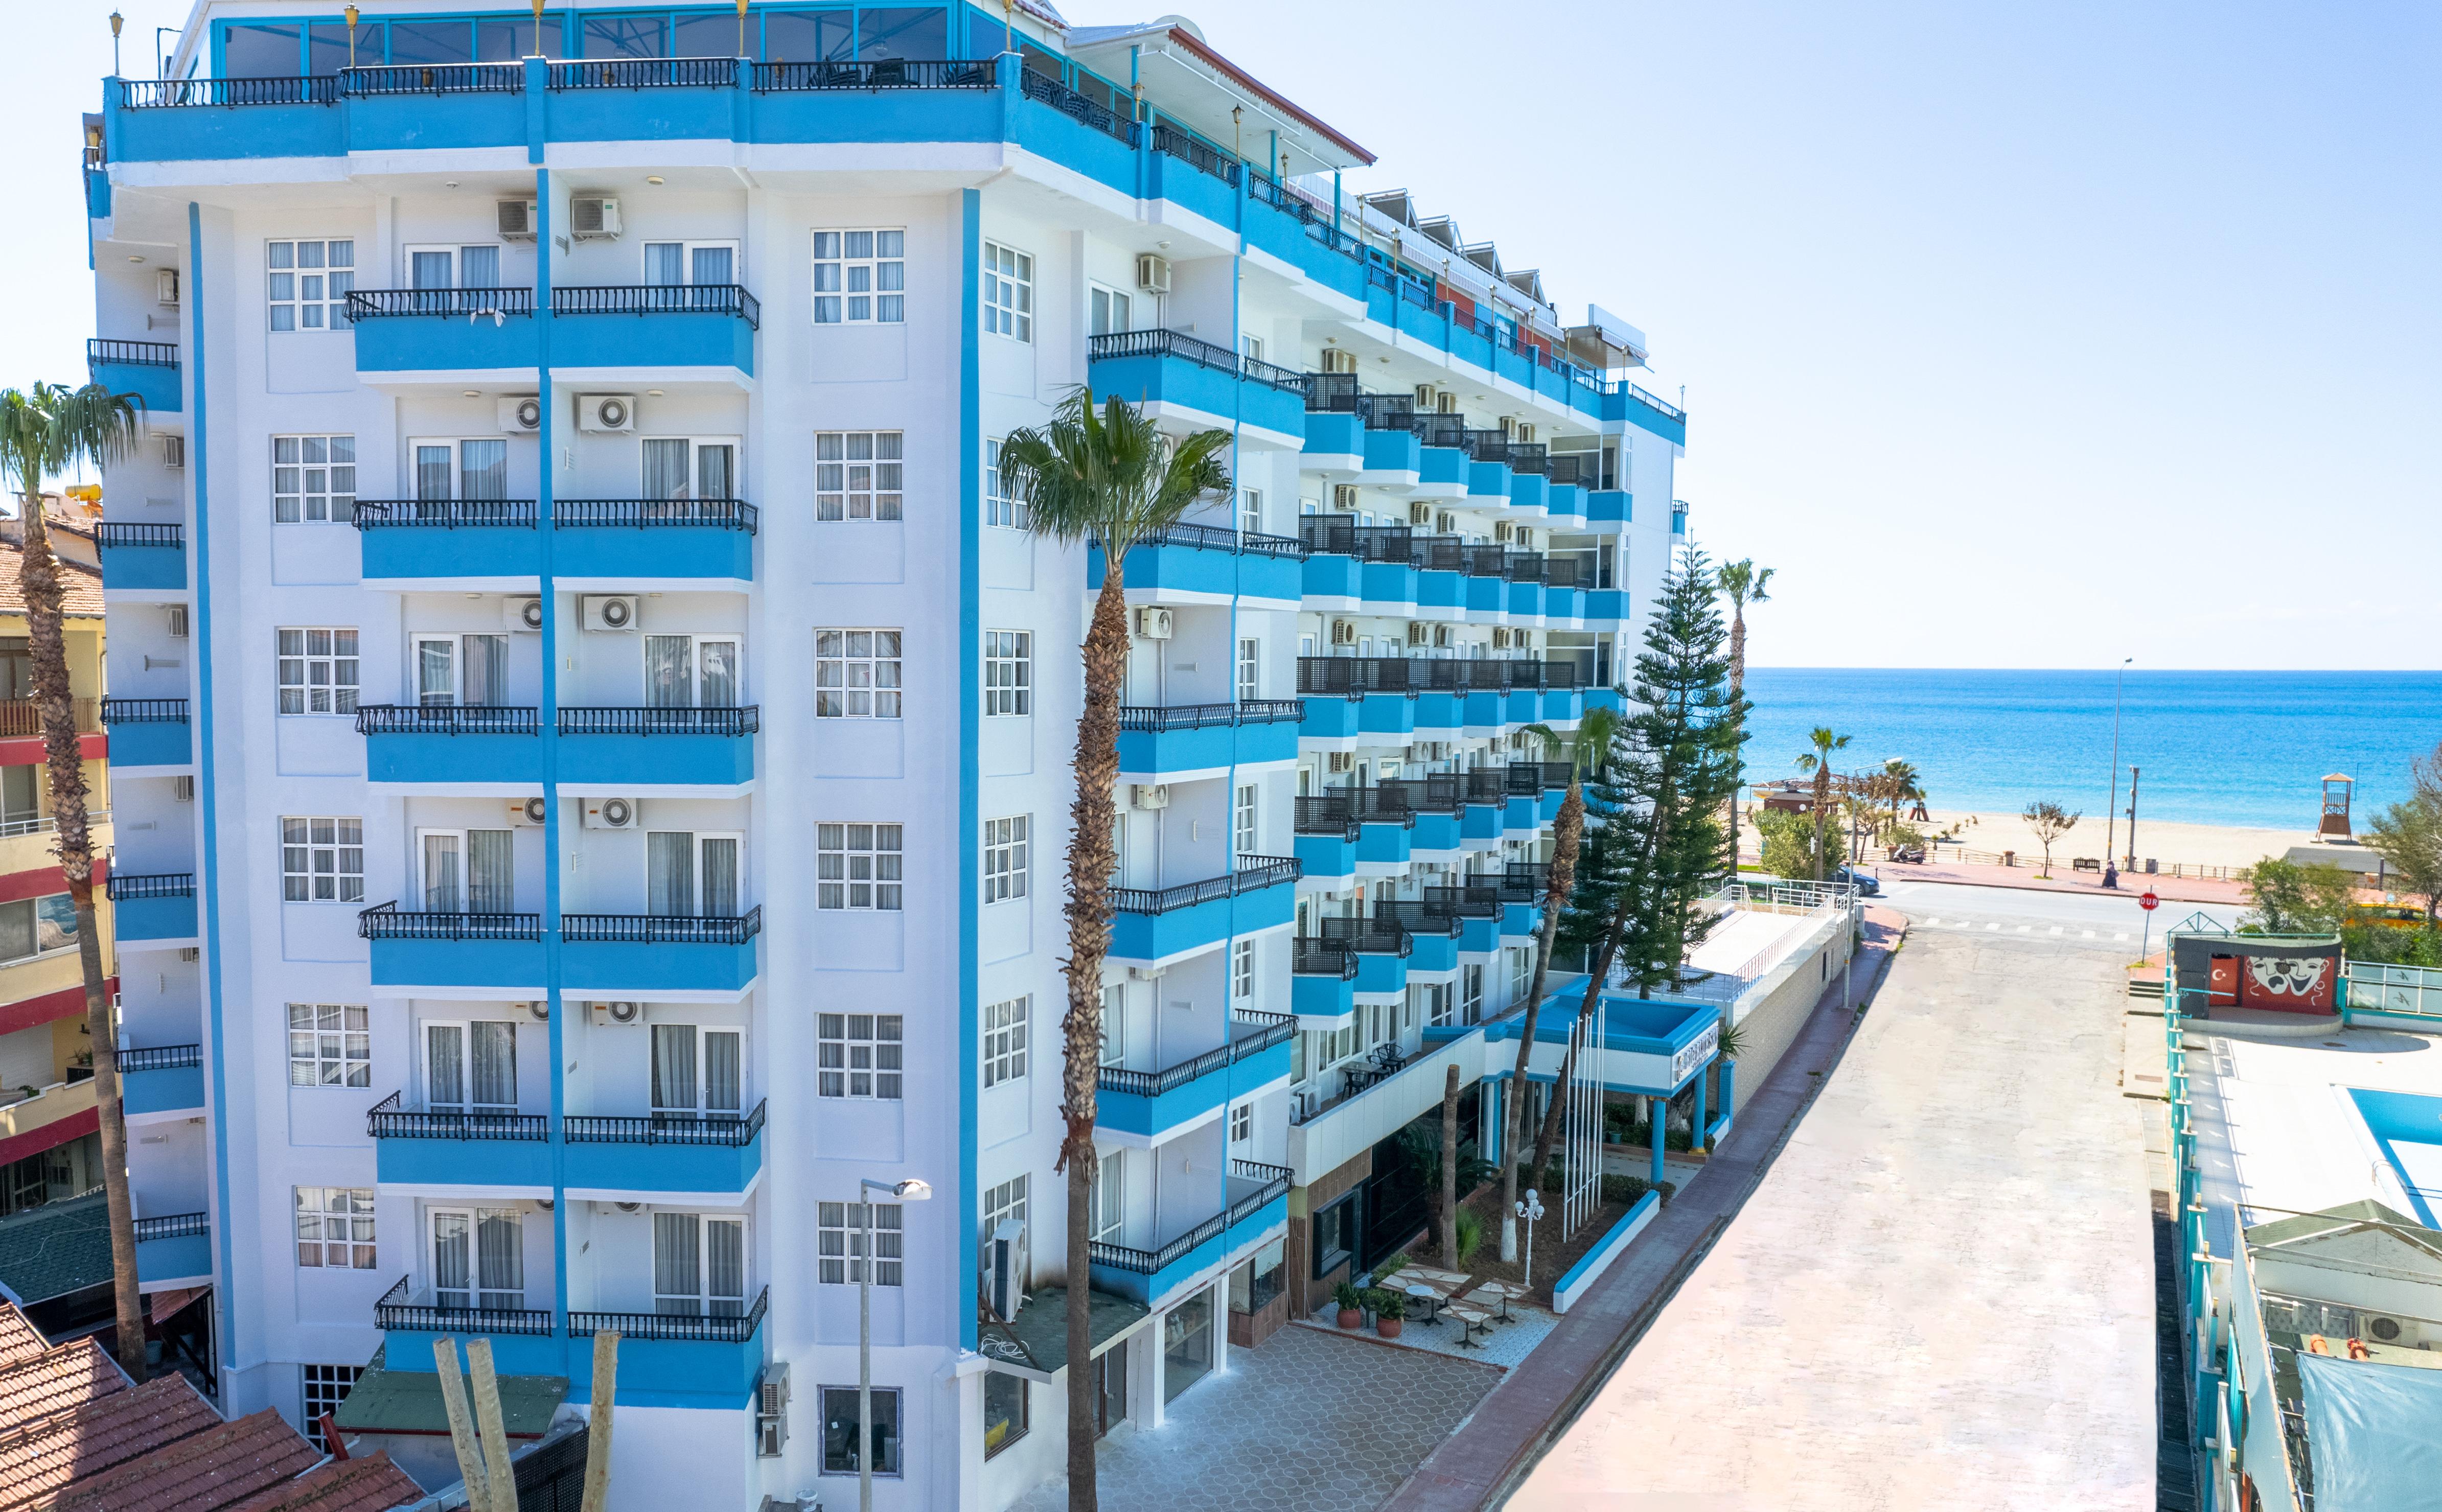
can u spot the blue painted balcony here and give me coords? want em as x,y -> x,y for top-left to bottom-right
1293,797 -> 1360,884
354,499 -> 537,585
1097,1012 -> 1292,1142
1509,471 -> 1550,517
1310,916 -> 1412,996
1460,801 -> 1507,849
1672,501 -> 1690,537
1585,490 -> 1631,526
1088,522 -> 1304,607
86,340 -> 180,414
1419,444 -> 1468,492
1417,570 -> 1464,614
1374,900 -> 1462,975
1090,1208 -> 1231,1309
564,1291 -> 769,1406
1586,687 -> 1626,716
346,284 -> 760,380
1107,857 -> 1299,965
1292,939 -> 1358,1023
1085,329 -> 1307,440
107,873 -> 196,944
120,1043 -> 204,1117
354,499 -> 759,586
560,707 -> 758,789
1363,425 -> 1421,480
1545,484 -> 1587,528
132,1212 -> 211,1286
562,910 -> 763,994
94,523 -> 183,593
1117,702 -> 1301,779
368,1092 -> 553,1188
358,705 -> 540,786
1302,410 -> 1362,468
1583,589 -> 1628,625
347,288 -> 538,374
563,1101 -> 766,1198
360,906 -> 545,992
1466,458 -> 1513,502
1506,579 -> 1546,620
100,699 -> 191,768
374,1277 -> 562,1379
1224,1160 -> 1292,1249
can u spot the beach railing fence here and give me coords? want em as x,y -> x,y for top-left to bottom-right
1924,844 -> 2243,881
2345,960 -> 2442,1022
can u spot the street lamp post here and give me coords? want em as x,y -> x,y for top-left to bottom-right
858,1176 -> 932,1512
1515,1189 -> 1546,1290
2104,657 -> 2132,886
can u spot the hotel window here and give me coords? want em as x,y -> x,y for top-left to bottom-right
814,631 -> 902,718
816,1014 -> 903,1100
816,1202 -> 903,1285
413,828 -> 510,913
982,816 -> 1028,904
643,634 -> 741,711
1462,964 -> 1484,1024
1230,1102 -> 1252,1144
301,1365 -> 363,1451
815,431 -> 903,520
982,242 -> 1032,341
652,1212 -> 749,1317
411,634 -> 508,708
644,831 -> 743,918
1240,334 -> 1264,363
1091,1149 -> 1123,1241
403,243 -> 500,292
1238,638 -> 1260,702
813,230 -> 905,324
0,895 -> 76,965
1510,944 -> 1533,1003
430,1208 -> 523,1311
979,1173 -> 1028,1287
1233,938 -> 1254,1001
816,823 -> 903,910
267,239 -> 355,330
641,436 -> 739,504
1088,285 -> 1130,336
288,1004 -> 371,1088
1235,783 -> 1258,856
272,435 -> 357,523
1311,1192 -> 1356,1278
982,996 -> 1028,1088
275,629 -> 359,715
642,241 -> 739,290
407,438 -> 509,506
1240,487 -> 1261,537
819,1385 -> 902,1476
281,818 -> 364,903
294,1186 -> 376,1269
983,438 -> 1025,529
984,1370 -> 1029,1459
983,631 -> 1031,716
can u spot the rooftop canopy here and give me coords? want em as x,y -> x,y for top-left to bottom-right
1066,17 -> 1375,176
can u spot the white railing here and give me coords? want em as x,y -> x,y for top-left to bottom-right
1665,881 -> 1854,1004
2347,960 -> 2442,1020
0,810 -> 110,840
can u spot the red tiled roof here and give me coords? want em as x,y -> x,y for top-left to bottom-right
0,1341 -> 125,1437
217,1454 -> 424,1512
0,1310 -> 48,1373
0,1373 -> 219,1509
28,1408 -> 319,1512
0,538 -> 106,620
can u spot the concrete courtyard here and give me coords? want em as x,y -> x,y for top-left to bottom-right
1512,906 -> 2158,1510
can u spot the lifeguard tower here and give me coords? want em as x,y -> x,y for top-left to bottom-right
2319,774 -> 2354,842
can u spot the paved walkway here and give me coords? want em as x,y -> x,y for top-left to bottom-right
1881,858 -> 2249,905
1377,906 -> 1908,1512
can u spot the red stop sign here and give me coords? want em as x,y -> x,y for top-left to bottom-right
2140,892 -> 2159,912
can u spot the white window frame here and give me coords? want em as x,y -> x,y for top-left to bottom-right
650,1022 -> 748,1118
1235,783 -> 1258,857
812,229 -> 906,324
404,436 -> 514,505
288,1003 -> 371,1088
982,996 -> 1028,1089
1240,334 -> 1264,363
817,1201 -> 903,1285
817,1012 -> 904,1100
641,632 -> 745,710
421,1018 -> 520,1116
982,816 -> 1028,906
275,627 -> 359,716
413,826 -> 514,914
1091,1148 -> 1123,1241
1233,938 -> 1254,1002
1237,638 -> 1260,702
982,241 -> 1033,342
814,630 -> 903,719
272,434 -> 357,524
293,1185 -> 376,1270
281,817 -> 365,904
651,1211 -> 751,1316
410,633 -> 510,709
638,434 -> 742,502
428,1205 -> 524,1311
1088,284 -> 1131,336
1230,1102 -> 1252,1143
1099,983 -> 1126,1069
816,823 -> 903,911
267,238 -> 356,331
642,830 -> 747,917
983,630 -> 1031,717
1240,487 -> 1262,538
983,437 -> 1025,529
640,239 -> 742,287
1462,965 -> 1483,1025
980,1174 -> 1029,1288
814,431 -> 904,521
400,242 -> 503,292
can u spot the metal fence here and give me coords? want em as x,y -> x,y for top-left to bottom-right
2345,960 -> 2442,1020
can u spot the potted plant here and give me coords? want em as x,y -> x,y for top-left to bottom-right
1333,1281 -> 1364,1331
1374,1290 -> 1408,1339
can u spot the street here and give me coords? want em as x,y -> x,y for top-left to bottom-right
1878,877 -> 2245,938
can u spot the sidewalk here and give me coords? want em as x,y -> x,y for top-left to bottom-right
1376,904 -> 1909,1512
1880,858 -> 2250,906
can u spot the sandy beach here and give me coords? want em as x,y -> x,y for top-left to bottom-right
1744,805 -> 2361,875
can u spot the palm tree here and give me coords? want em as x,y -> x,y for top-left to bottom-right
1716,561 -> 1771,870
1000,388 -> 1229,1512
1881,758 -> 1923,825
1792,726 -> 1850,883
0,382 -> 145,1378
1496,704 -> 1620,1263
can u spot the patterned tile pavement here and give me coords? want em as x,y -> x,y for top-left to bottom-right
1005,1321 -> 1504,1512
1302,1299 -> 1559,1370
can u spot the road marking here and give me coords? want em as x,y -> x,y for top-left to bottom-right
1987,922 -> 2002,932
2016,925 -> 2032,934
2113,932 -> 2131,943
1922,917 -> 1941,926
2082,929 -> 2097,939
2049,926 -> 2064,936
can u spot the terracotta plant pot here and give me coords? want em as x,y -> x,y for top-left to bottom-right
1376,1318 -> 1402,1340
1338,1308 -> 1363,1330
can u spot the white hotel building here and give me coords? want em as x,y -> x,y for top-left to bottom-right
81,3 -> 1692,1505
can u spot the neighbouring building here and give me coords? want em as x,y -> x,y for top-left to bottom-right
82,4 -> 1694,1506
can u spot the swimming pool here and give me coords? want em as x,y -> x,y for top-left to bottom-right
2347,1087 -> 2442,1227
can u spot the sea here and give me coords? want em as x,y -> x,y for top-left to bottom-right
1737,669 -> 2442,831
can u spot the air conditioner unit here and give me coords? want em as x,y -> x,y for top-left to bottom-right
1516,422 -> 1536,443
577,394 -> 635,433
1131,784 -> 1170,811
1494,522 -> 1514,544
581,595 -> 639,633
1492,627 -> 1512,649
497,200 -> 540,241
1433,624 -> 1451,648
155,269 -> 180,307
1132,607 -> 1173,640
1321,348 -> 1358,376
497,396 -> 542,433
166,604 -> 188,638
1331,484 -> 1360,511
1328,619 -> 1356,645
171,775 -> 195,803
1326,751 -> 1353,774
580,796 -> 639,830
509,797 -> 548,828
503,596 -> 545,634
1408,502 -> 1433,526
1128,965 -> 1165,982
1406,622 -> 1430,647
160,434 -> 185,469
1413,383 -> 1438,409
569,195 -> 622,241
1437,390 -> 1458,413
589,1000 -> 644,1025
2363,1313 -> 2409,1344
756,1363 -> 791,1458
1135,252 -> 1170,293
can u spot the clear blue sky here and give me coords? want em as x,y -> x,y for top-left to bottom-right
11,2 -> 2436,670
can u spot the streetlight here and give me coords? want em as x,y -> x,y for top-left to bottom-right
858,1176 -> 930,1512
2104,657 -> 2132,886
1514,1189 -> 1546,1290
108,11 -> 123,77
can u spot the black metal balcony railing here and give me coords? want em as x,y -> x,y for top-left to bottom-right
367,1090 -> 549,1142
344,288 -> 536,321
1462,769 -> 1510,806
1407,536 -> 1465,574
553,498 -> 761,534
353,499 -> 539,529
1424,883 -> 1503,919
1507,443 -> 1550,476
1110,520 -> 1303,560
1301,370 -> 1358,413
376,1275 -> 556,1337
1316,914 -> 1413,957
1099,1041 -> 1233,1100
754,59 -> 994,91
1548,453 -> 1596,489
559,706 -> 762,737
570,1286 -> 769,1343
1413,413 -> 1470,451
356,705 -> 541,737
1499,862 -> 1553,904
86,339 -> 179,369
131,1211 -> 209,1242
1230,1010 -> 1295,1059
1460,430 -> 1510,464
106,872 -> 194,902
1462,543 -> 1509,578
1377,775 -> 1465,816
1292,938 -> 1359,979
1108,856 -> 1298,916
1546,558 -> 1585,590
345,62 -> 524,96
551,285 -> 761,330
119,1043 -> 202,1074
1116,700 -> 1302,732
1293,794 -> 1361,842
101,697 -> 189,726
1374,898 -> 1463,939
94,522 -> 184,549
1150,123 -> 1241,184
1090,1210 -> 1227,1275
1088,328 -> 1301,395
561,908 -> 763,945
1019,66 -> 1138,146
563,1099 -> 766,1146
549,57 -> 735,90
1504,552 -> 1549,585
121,76 -> 339,108
1228,1160 -> 1293,1226
357,903 -> 543,942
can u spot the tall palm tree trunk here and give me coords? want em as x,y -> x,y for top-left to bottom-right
1058,569 -> 1128,1511
16,513 -> 144,1378
1497,778 -> 1583,1262
1726,610 -> 1747,868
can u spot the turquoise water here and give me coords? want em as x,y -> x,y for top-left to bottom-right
1738,669 -> 2442,830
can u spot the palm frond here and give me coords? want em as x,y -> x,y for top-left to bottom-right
1000,386 -> 1231,562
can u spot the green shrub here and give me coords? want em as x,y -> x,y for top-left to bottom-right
1455,1207 -> 1485,1266
1371,1252 -> 1408,1285
1332,1280 -> 1363,1311
1374,1290 -> 1408,1321
1599,1173 -> 1679,1207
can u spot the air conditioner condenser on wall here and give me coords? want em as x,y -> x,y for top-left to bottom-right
581,595 -> 638,632
577,394 -> 635,432
580,797 -> 639,830
497,396 -> 542,432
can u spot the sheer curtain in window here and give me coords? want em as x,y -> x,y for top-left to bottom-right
422,833 -> 463,911
652,1025 -> 698,1115
648,831 -> 696,916
460,245 -> 500,288
460,635 -> 506,707
433,1213 -> 472,1308
642,439 -> 692,500
655,1212 -> 702,1315
707,1218 -> 745,1316
426,1024 -> 465,1110
644,636 -> 693,708
696,444 -> 735,502
700,838 -> 739,917
414,445 -> 452,503
697,640 -> 739,708
417,640 -> 455,708
470,1021 -> 516,1112
459,439 -> 507,500
705,1030 -> 742,1114
476,1208 -> 523,1309
643,244 -> 685,287
692,246 -> 734,286
411,250 -> 453,290
466,829 -> 514,912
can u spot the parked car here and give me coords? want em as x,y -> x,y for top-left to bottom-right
1834,864 -> 1882,897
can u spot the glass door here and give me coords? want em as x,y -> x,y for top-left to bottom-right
432,1207 -> 522,1311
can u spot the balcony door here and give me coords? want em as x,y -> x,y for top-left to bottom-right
412,634 -> 508,708
1088,285 -> 1132,336
1091,1147 -> 1124,1243
640,436 -> 738,504
405,244 -> 503,291
652,1211 -> 748,1317
419,828 -> 515,913
641,241 -> 739,288
431,1206 -> 523,1312
646,831 -> 742,918
651,1023 -> 744,1120
409,437 -> 509,520
643,634 -> 741,709
426,1020 -> 518,1116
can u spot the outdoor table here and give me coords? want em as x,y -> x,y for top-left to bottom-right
1403,1282 -> 1444,1325
1444,1300 -> 1492,1348
1471,1279 -> 1527,1322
